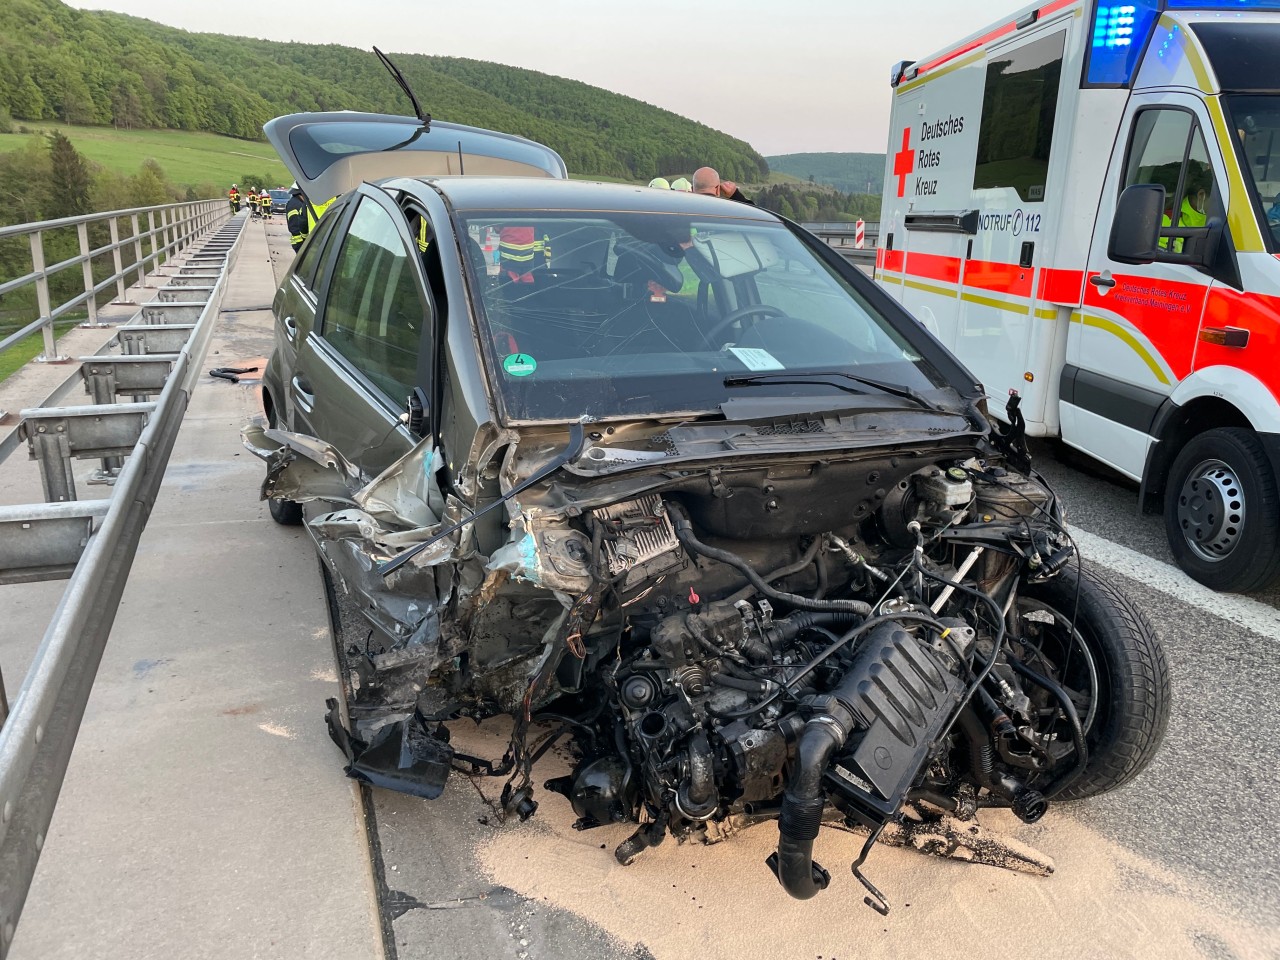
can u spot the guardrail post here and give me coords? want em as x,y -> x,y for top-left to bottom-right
131,214 -> 147,288
108,218 -> 130,305
28,231 -> 63,363
77,222 -> 101,328
147,210 -> 158,275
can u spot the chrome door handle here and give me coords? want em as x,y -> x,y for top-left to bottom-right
283,315 -> 298,342
291,375 -> 315,413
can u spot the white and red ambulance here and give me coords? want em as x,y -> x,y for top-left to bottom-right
876,0 -> 1280,591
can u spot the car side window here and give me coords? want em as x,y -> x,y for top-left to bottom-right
321,199 -> 430,404
295,206 -> 341,290
1123,109 -> 1222,254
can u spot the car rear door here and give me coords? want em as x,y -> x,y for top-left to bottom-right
292,184 -> 437,480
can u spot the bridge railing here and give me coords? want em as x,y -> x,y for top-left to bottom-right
0,200 -> 228,371
0,211 -> 243,957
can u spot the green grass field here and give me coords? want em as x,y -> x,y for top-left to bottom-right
0,124 -> 286,187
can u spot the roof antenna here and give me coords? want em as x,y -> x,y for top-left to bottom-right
373,46 -> 431,129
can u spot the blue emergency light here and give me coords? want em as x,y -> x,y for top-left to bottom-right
1086,0 -> 1280,85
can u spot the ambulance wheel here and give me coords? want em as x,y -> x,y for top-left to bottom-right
1164,427 -> 1280,592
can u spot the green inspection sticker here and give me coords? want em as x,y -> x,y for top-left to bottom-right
502,353 -> 538,377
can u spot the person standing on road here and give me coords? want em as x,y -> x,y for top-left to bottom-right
229,184 -> 240,214
692,167 -> 753,204
670,177 -> 692,192
285,183 -> 308,253
260,190 -> 273,220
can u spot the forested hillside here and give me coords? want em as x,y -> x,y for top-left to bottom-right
0,0 -> 768,182
766,153 -> 886,195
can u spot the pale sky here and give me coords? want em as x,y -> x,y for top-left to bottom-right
69,0 -> 998,156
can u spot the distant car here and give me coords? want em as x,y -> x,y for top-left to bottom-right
244,111 -> 1168,910
268,188 -> 290,215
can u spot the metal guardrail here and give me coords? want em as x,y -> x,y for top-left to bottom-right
0,214 -> 245,956
0,200 -> 228,388
799,222 -> 881,267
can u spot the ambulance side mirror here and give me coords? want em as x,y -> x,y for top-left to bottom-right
1109,184 -> 1165,264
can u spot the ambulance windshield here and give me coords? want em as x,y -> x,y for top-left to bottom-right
1223,95 -> 1280,249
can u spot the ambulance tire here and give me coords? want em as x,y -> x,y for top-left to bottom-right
1164,427 -> 1280,593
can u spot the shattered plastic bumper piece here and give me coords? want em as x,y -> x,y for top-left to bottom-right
325,699 -> 454,799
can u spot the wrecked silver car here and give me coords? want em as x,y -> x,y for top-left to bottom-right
246,164 -> 1170,911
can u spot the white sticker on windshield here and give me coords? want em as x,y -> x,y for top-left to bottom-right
727,346 -> 785,372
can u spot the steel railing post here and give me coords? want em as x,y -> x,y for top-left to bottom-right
131,214 -> 146,288
77,222 -> 99,327
147,210 -> 158,275
28,231 -> 59,362
108,218 -> 127,303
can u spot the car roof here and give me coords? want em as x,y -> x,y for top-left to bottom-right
393,176 -> 781,220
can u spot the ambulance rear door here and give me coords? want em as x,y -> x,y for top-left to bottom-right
956,24 -> 1073,434
876,59 -> 984,343
1070,93 -> 1223,479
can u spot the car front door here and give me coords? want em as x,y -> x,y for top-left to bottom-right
292,185 -> 437,480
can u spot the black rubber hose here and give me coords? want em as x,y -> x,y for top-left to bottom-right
725,537 -> 823,605
710,673 -> 770,694
669,507 -> 872,616
770,720 -> 844,899
1008,657 -> 1089,797
955,706 -> 1025,804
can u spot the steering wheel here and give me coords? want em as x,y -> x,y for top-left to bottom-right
704,304 -> 788,346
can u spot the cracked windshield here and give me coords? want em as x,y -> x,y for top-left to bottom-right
461,212 -> 943,420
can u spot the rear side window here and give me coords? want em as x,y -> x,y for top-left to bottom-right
321,199 -> 429,403
295,206 -> 341,290
973,31 -> 1066,202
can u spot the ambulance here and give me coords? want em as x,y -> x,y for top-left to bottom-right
876,0 -> 1280,592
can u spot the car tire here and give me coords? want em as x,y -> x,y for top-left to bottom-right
1017,564 -> 1170,801
265,403 -> 304,526
1163,427 -> 1280,593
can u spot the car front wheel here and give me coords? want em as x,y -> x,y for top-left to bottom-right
265,402 -> 303,526
1163,427 -> 1280,592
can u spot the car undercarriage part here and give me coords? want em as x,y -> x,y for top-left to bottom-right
269,422 -> 1168,915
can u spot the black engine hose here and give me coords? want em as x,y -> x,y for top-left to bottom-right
668,507 -> 873,616
769,718 -> 845,899
1008,657 -> 1089,797
725,537 -> 824,605
710,672 -> 771,694
955,706 -> 1026,804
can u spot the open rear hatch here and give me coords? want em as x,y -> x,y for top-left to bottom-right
264,111 -> 568,202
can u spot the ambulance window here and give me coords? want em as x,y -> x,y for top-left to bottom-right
973,31 -> 1065,202
1122,109 -> 1221,253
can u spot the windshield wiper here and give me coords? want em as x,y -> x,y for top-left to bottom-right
723,370 -> 941,411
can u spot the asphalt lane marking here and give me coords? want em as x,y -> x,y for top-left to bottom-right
1071,526 -> 1280,637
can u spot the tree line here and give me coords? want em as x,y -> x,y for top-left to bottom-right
0,0 -> 770,183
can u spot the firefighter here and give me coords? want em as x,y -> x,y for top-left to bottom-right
246,189 -> 258,219
670,177 -> 692,192
229,184 -> 240,214
648,177 -> 671,190
260,190 -> 273,220
285,183 -> 308,253
305,195 -> 337,234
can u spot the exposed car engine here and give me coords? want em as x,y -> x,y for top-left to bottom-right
257,403 -> 1165,915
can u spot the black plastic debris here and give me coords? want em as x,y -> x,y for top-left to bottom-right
325,699 -> 454,799
209,365 -> 260,383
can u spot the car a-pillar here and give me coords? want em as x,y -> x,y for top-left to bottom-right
1140,395 -> 1280,592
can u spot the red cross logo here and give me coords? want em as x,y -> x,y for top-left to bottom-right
893,127 -> 915,198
